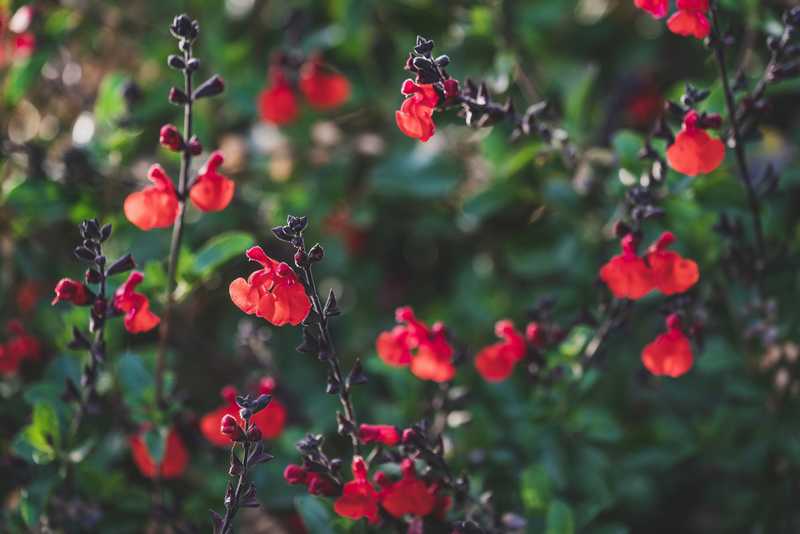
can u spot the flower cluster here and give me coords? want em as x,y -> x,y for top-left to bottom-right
0,320 -> 41,376
259,55 -> 350,125
376,306 -> 456,383
634,0 -> 711,40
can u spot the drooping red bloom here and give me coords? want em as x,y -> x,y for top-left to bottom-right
376,307 -> 455,382
129,426 -> 189,479
258,69 -> 299,125
359,424 -> 400,446
200,382 -> 286,447
283,464 -> 339,496
123,165 -> 179,231
646,232 -> 700,295
229,246 -> 311,326
378,459 -> 437,519
0,320 -> 41,375
112,271 -> 160,334
51,278 -> 90,306
667,0 -> 711,39
395,80 -> 440,142
188,151 -> 235,212
634,0 -> 669,18
599,234 -> 655,300
667,111 -> 725,176
334,456 -> 379,524
475,320 -> 527,383
299,57 -> 350,110
641,314 -> 694,377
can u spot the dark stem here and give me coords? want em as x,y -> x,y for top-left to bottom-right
220,421 -> 252,534
710,6 -> 766,261
297,235 -> 361,453
156,43 -> 194,407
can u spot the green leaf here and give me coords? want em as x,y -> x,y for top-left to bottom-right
144,427 -> 166,466
117,353 -> 154,418
294,495 -> 335,534
190,231 -> 254,278
546,500 -> 575,534
20,472 -> 56,527
521,465 -> 552,511
94,72 -> 128,127
17,403 -> 61,464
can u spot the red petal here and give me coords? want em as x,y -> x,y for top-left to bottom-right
200,406 -> 238,447
229,278 -> 260,315
123,186 -> 179,230
376,329 -> 412,367
599,255 -> 654,300
259,83 -> 298,125
648,250 -> 700,295
475,344 -> 516,382
410,344 -> 455,383
123,302 -> 160,334
676,0 -> 708,10
641,328 -> 694,377
666,128 -> 725,176
189,152 -> 234,212
299,61 -> 350,109
634,0 -> 669,18
252,398 -> 287,439
667,10 -> 711,39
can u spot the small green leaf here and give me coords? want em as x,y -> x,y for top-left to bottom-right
294,495 -> 335,534
117,353 -> 154,417
20,473 -> 56,527
521,465 -> 552,511
546,500 -> 575,534
191,231 -> 254,278
94,72 -> 129,126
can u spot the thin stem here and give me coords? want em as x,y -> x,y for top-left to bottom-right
710,6 -> 766,261
156,44 -> 194,407
220,421 -> 252,534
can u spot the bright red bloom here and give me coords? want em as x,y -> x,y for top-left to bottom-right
123,165 -> 179,230
378,459 -> 437,519
0,320 -> 41,375
376,307 -> 455,382
229,246 -> 311,327
642,314 -> 694,377
334,456 -> 379,524
359,424 -> 400,446
395,80 -> 439,142
634,0 -> 668,18
667,0 -> 710,39
475,320 -> 527,383
51,278 -> 90,306
129,426 -> 189,479
599,234 -> 655,300
112,271 -> 160,334
646,232 -> 700,295
284,464 -> 338,496
188,151 -> 235,212
200,383 -> 286,447
667,111 -> 725,176
299,57 -> 350,110
258,69 -> 298,125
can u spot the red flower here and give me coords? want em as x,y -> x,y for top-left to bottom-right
123,165 -> 179,230
188,151 -> 235,212
475,320 -> 527,383
359,424 -> 400,446
284,464 -> 338,496
229,246 -> 311,327
667,0 -> 710,39
376,307 -> 455,382
299,57 -> 350,110
667,111 -> 725,176
51,278 -> 90,306
378,459 -> 437,519
599,234 -> 654,300
646,232 -> 700,295
334,456 -> 379,524
129,426 -> 189,479
200,382 -> 286,447
259,69 -> 298,125
112,271 -> 160,334
634,0 -> 668,18
0,320 -> 41,375
641,314 -> 694,377
395,80 -> 440,142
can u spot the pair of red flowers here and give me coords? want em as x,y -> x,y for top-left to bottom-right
0,320 -> 41,375
634,0 -> 712,40
666,110 -> 725,177
259,58 -> 350,125
123,150 -> 234,231
52,272 -> 160,334
395,79 -> 459,142
376,306 -> 456,383
474,320 -> 543,383
129,426 -> 189,480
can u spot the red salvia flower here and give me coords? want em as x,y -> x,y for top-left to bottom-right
395,79 -> 440,142
646,231 -> 700,295
229,246 -> 312,326
599,234 -> 655,300
284,464 -> 338,496
376,307 -> 455,382
51,278 -> 90,306
188,151 -> 235,212
378,459 -> 437,519
299,57 -> 351,110
358,424 -> 400,446
667,110 -> 725,176
641,314 -> 694,377
112,271 -> 160,334
123,164 -> 179,231
129,426 -> 189,480
334,456 -> 379,524
200,382 -> 286,447
475,320 -> 527,382
667,0 -> 711,39
0,320 -> 41,375
258,69 -> 299,125
634,0 -> 669,19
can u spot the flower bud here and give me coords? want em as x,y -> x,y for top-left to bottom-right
193,75 -> 225,100
159,124 -> 183,152
168,87 -> 189,105
167,54 -> 185,70
220,414 -> 244,441
283,464 -> 308,485
187,136 -> 203,155
308,243 -> 324,262
52,278 -> 90,306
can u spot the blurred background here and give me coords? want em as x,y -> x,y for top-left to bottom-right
2,0 -> 800,532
